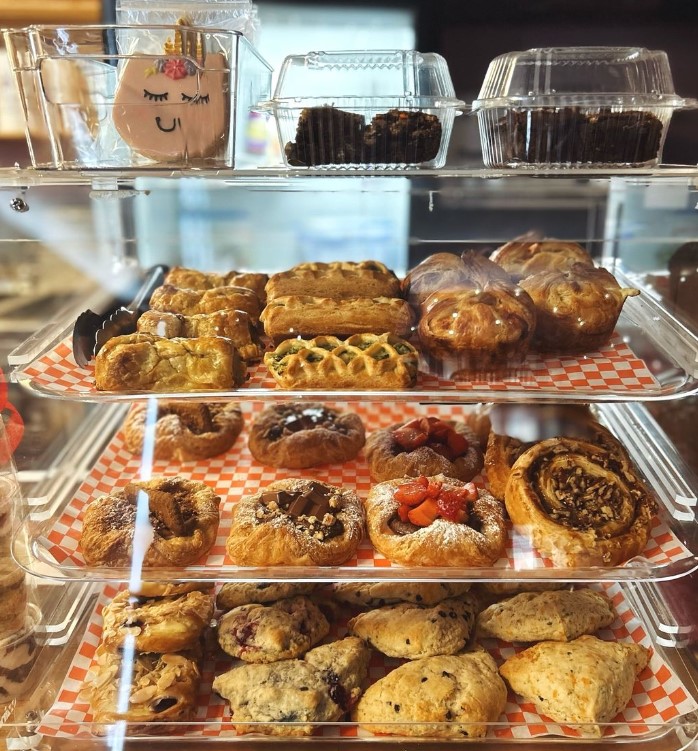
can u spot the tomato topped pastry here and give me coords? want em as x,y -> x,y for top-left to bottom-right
364,474 -> 507,567
365,416 -> 483,483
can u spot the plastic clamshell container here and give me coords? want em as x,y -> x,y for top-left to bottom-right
472,47 -> 697,168
260,50 -> 464,169
3,24 -> 272,169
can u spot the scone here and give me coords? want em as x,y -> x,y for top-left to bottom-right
129,582 -> 215,599
226,479 -> 365,567
500,635 -> 650,737
101,589 -> 214,653
212,636 -> 371,736
216,583 -> 319,610
217,596 -> 329,663
248,402 -> 365,469
348,596 -> 477,659
80,477 -> 220,568
331,582 -> 471,609
476,589 -> 615,642
365,417 -> 483,483
123,401 -> 244,462
354,651 -> 507,738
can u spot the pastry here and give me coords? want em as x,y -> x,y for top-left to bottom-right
260,295 -> 415,343
365,416 -> 483,483
123,401 -> 244,462
0,561 -> 27,638
149,284 -> 261,319
129,582 -> 215,599
217,596 -> 329,663
519,264 -> 640,353
505,437 -> 656,567
136,309 -> 263,361
362,109 -> 442,165
365,474 -> 507,567
331,582 -> 471,608
0,604 -> 39,703
164,266 -> 268,300
94,333 -> 247,392
0,476 -> 16,552
216,583 -> 319,610
418,252 -> 536,373
402,252 -> 472,311
476,588 -> 615,642
212,636 -> 371,736
264,333 -> 419,390
500,635 -> 650,737
226,479 -> 364,567
490,237 -> 594,281
248,402 -> 365,469
101,589 -> 214,653
353,650 -> 507,738
80,476 -> 220,568
86,644 -> 201,726
348,596 -> 477,659
265,261 -> 401,301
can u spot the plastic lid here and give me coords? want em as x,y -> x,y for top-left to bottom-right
473,46 -> 697,109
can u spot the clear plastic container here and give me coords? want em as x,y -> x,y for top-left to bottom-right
3,24 -> 272,169
472,47 -> 698,168
260,50 -> 464,169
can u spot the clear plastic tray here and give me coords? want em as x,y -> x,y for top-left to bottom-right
471,47 -> 698,168
3,24 -> 272,169
259,51 -> 464,169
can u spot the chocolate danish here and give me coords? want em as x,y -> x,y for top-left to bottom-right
248,402 -> 365,468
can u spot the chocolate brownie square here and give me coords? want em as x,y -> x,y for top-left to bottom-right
363,109 -> 442,164
284,106 -> 365,166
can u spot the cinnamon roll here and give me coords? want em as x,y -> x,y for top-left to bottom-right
505,437 -> 656,567
490,237 -> 594,281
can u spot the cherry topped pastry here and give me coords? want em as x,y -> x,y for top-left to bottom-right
365,416 -> 484,483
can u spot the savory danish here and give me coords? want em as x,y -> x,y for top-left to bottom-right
101,589 -> 214,653
80,476 -> 221,567
260,295 -> 415,343
248,402 -> 365,468
164,266 -> 268,300
402,252 -> 472,311
476,588 -> 615,642
331,581 -> 471,608
266,260 -> 401,300
490,237 -> 594,281
226,479 -> 365,566
149,284 -> 261,319
505,437 -> 656,567
500,635 -> 650,737
123,401 -> 243,462
264,333 -> 419,390
365,416 -> 483,483
136,309 -> 264,361
519,264 -> 640,353
353,651 -> 507,738
94,333 -> 247,392
365,474 -> 507,567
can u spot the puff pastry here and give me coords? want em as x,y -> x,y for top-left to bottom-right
476,588 -> 615,642
505,437 -> 656,567
94,333 -> 247,392
149,284 -> 261,319
264,333 -> 419,390
136,309 -> 263,361
500,635 -> 649,737
164,266 -> 268,300
519,264 -> 639,353
261,295 -> 415,343
490,237 -> 594,281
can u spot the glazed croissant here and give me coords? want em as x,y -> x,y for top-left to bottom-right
490,236 -> 594,281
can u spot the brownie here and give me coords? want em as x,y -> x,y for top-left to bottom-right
284,106 -> 365,166
362,109 -> 442,165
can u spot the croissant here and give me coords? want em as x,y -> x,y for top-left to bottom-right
519,263 -> 639,353
490,237 -> 594,281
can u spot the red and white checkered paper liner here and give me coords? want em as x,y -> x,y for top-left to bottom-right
20,335 -> 659,397
40,402 -> 691,575
39,582 -> 698,740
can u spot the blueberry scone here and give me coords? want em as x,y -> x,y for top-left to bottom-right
348,596 -> 477,659
217,596 -> 330,663
500,635 -> 650,737
212,636 -> 371,736
353,650 -> 507,738
101,589 -> 214,653
476,589 -> 615,642
331,582 -> 471,609
216,582 -> 319,610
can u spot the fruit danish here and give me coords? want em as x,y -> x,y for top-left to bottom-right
490,237 -> 594,281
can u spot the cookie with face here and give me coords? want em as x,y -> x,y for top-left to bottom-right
113,52 -> 228,162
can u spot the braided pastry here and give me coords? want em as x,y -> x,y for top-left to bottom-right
264,333 -> 419,390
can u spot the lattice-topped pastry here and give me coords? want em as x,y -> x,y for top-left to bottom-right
164,267 -> 268,300
263,333 -> 419,390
